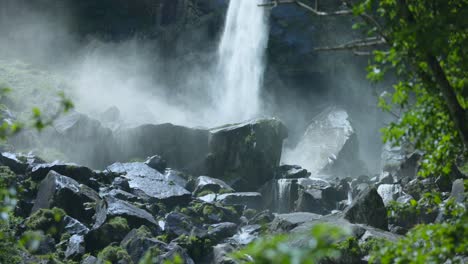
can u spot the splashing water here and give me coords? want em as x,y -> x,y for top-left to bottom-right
215,0 -> 269,123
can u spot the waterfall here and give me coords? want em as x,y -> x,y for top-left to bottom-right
277,179 -> 292,213
215,0 -> 269,123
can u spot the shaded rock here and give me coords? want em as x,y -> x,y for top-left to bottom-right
103,189 -> 140,203
206,118 -> 287,191
248,210 -> 274,225
404,178 -> 436,200
377,172 -> 394,185
212,243 -> 237,264
344,187 -> 388,230
165,212 -> 194,238
141,242 -> 195,264
435,165 -> 465,192
94,196 -> 158,230
65,235 -> 85,260
144,155 -> 167,173
111,177 -> 131,192
115,123 -> 210,175
451,179 -> 465,204
107,162 -> 191,206
85,217 -> 131,252
81,255 -> 98,264
208,222 -> 238,243
295,188 -> 330,214
0,152 -> 36,174
31,170 -> 100,225
193,175 -> 234,196
29,161 -> 96,184
282,107 -> 366,178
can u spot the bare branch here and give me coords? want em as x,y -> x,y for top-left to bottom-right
313,37 -> 387,52
259,0 -> 352,16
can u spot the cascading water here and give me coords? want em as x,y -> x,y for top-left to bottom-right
277,179 -> 292,213
215,0 -> 269,123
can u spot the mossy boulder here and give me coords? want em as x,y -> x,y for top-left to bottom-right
25,207 -> 66,241
97,245 -> 133,264
120,226 -> 167,263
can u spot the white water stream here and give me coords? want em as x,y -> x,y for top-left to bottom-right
215,0 -> 269,123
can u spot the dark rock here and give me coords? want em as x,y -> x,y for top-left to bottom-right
165,212 -> 194,238
107,162 -> 191,206
193,175 -> 234,196
435,165 -> 465,192
0,152 -> 32,174
93,196 -> 159,230
144,155 -> 167,173
208,222 -> 238,243
142,242 -> 195,264
295,188 -> 330,214
206,118 -> 287,191
29,161 -> 96,184
248,210 -> 274,225
277,164 -> 310,179
33,234 -> 56,255
65,235 -> 85,260
31,170 -> 100,225
344,187 -> 388,230
112,177 -> 131,192
104,189 -> 140,203
85,216 -> 131,252
404,178 -> 436,200
377,172 -> 394,185
115,123 -> 210,175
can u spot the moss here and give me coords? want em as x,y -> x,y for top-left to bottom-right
336,237 -> 363,260
97,246 -> 133,264
0,166 -> 16,188
25,208 -> 66,240
0,218 -> 22,264
243,209 -> 257,220
460,161 -> 468,175
155,234 -> 169,243
360,237 -> 387,255
107,217 -> 129,231
175,235 -> 214,261
218,188 -> 232,194
195,190 -> 215,197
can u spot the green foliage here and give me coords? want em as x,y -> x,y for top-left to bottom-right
370,210 -> 468,264
232,223 -> 349,264
97,245 -> 133,264
25,208 -> 66,240
353,0 -> 468,177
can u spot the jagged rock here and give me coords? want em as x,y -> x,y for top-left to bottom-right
377,184 -> 405,206
229,225 -> 262,245
277,164 -> 310,179
295,178 -> 341,214
103,188 -> 140,203
93,196 -> 158,230
207,222 -> 238,243
282,107 -> 366,178
63,216 -> 89,235
144,155 -> 167,173
107,162 -> 191,206
164,169 -> 190,189
206,118 -> 287,191
451,179 -> 465,204
193,175 -> 234,196
31,170 -> 100,225
377,172 -> 394,185
404,178 -> 436,200
111,177 -> 131,192
344,187 -> 388,230
435,165 -> 465,192
0,152 -> 39,174
248,210 -> 275,225
141,242 -> 195,264
65,235 -> 85,260
295,188 -> 330,214
115,123 -> 210,175
270,212 -> 322,233
29,161 -> 96,184
121,226 -> 166,263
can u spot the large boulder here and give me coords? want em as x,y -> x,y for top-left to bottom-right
206,118 -> 287,191
121,226 -> 167,263
192,175 -> 234,196
31,170 -> 101,225
344,187 -> 388,230
199,192 -> 263,210
282,107 -> 366,179
270,212 -> 322,233
107,162 -> 191,206
114,123 -> 210,175
29,161 -> 96,184
377,184 -> 406,206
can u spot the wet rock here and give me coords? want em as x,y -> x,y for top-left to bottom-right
193,175 -> 234,196
270,212 -> 322,233
295,188 -> 330,214
377,172 -> 394,185
164,169 -> 190,189
65,235 -> 85,260
63,216 -> 89,235
81,255 -> 98,264
248,210 -> 274,225
0,152 -> 34,174
31,170 -> 100,225
85,216 -> 131,252
229,225 -> 262,245
344,187 -> 388,230
107,162 -> 191,206
94,196 -> 158,230
282,107 -> 366,178
115,123 -> 210,175
144,155 -> 167,173
165,212 -> 194,238
111,177 -> 131,192
206,118 -> 287,191
141,242 -> 195,264
295,178 -> 339,214
208,222 -> 238,243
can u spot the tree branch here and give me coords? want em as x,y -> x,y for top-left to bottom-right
313,37 -> 386,52
259,0 -> 352,16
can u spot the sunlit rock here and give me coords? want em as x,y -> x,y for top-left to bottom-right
206,118 -> 288,191
282,107 -> 366,179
